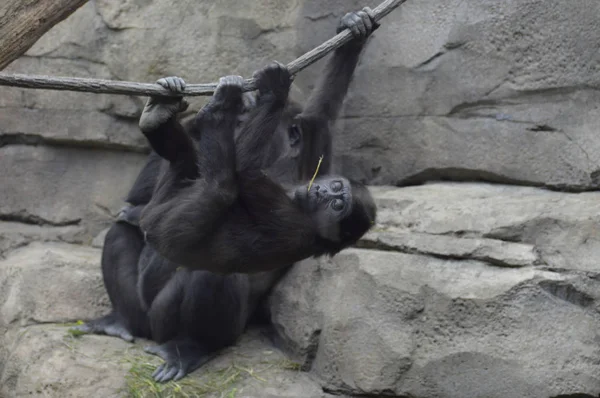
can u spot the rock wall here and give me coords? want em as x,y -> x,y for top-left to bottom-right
269,184 -> 600,397
2,0 -> 600,397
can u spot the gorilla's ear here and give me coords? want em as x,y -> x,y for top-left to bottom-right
288,123 -> 303,147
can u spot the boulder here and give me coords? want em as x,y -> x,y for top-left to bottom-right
0,242 -> 109,329
328,0 -> 600,189
1,325 -> 328,398
366,183 -> 600,273
0,243 -> 328,398
0,145 -> 147,242
269,183 -> 600,397
0,221 -> 84,258
1,326 -> 133,398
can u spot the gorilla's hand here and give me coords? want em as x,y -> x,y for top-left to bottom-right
213,75 -> 245,107
253,61 -> 291,103
139,76 -> 189,133
336,7 -> 380,42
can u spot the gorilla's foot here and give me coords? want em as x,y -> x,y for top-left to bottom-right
71,312 -> 134,342
144,339 -> 215,382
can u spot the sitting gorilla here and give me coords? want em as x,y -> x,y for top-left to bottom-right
75,8 -> 378,383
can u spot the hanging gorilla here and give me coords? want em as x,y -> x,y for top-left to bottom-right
75,7 -> 378,383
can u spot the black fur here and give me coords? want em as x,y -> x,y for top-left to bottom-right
77,8 -> 378,383
140,11 -> 379,273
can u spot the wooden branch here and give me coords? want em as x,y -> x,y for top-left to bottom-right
0,0 -> 406,97
0,0 -> 89,71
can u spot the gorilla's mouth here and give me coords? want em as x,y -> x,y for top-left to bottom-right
293,185 -> 320,212
307,186 -> 327,208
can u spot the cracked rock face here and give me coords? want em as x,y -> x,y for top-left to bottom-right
0,243 -> 329,398
0,146 -> 147,242
269,183 -> 600,398
3,0 -> 600,192
301,0 -> 600,190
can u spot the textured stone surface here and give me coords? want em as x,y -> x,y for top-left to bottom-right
1,326 -> 132,398
269,183 -> 600,397
0,325 -> 328,398
0,243 -> 328,398
296,0 -> 600,189
367,183 -> 600,273
3,0 -> 600,396
3,0 -> 600,189
0,221 -> 84,258
0,145 -> 147,241
272,250 -> 600,398
0,242 -> 109,328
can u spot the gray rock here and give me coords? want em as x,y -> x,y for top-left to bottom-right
0,242 -> 109,328
269,183 -> 600,397
361,228 -> 539,268
4,0 -> 600,188
0,0 -> 303,153
0,243 -> 328,398
369,183 -> 600,272
270,249 -> 600,397
2,0 -> 600,396
0,221 -> 84,258
296,0 -> 600,189
1,325 -> 328,398
0,145 -> 147,242
0,326 -> 132,397
91,227 -> 109,248
0,242 -> 110,392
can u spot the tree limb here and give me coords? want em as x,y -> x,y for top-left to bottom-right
0,0 -> 406,97
0,0 -> 89,71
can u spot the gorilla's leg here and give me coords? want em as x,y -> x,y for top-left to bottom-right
140,76 -> 246,267
143,271 -> 250,382
136,245 -> 178,312
74,312 -> 134,342
73,222 -> 150,341
115,202 -> 178,312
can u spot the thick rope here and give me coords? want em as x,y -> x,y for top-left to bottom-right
0,0 -> 406,97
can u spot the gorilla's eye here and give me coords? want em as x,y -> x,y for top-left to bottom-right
331,181 -> 343,192
289,124 -> 301,146
331,199 -> 344,211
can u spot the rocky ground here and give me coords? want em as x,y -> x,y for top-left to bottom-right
0,243 -> 328,398
2,183 -> 600,397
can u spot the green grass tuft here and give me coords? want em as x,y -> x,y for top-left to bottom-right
122,354 -> 246,398
67,328 -> 86,338
64,320 -> 86,338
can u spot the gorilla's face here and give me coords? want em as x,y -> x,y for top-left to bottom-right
294,176 -> 353,242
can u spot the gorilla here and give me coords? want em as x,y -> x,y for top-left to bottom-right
75,8 -> 378,383
138,9 -> 378,273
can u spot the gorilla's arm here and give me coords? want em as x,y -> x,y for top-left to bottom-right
234,62 -> 292,172
297,8 -> 378,178
140,76 -> 245,261
138,77 -> 198,178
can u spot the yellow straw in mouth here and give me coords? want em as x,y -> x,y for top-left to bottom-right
307,155 -> 324,192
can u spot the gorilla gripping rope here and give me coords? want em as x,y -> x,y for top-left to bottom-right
0,0 -> 407,97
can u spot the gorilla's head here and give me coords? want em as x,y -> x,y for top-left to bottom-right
293,176 -> 376,256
